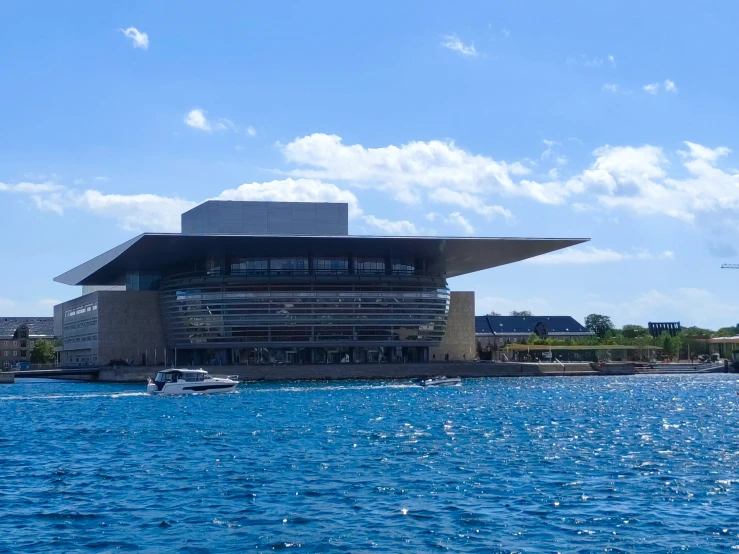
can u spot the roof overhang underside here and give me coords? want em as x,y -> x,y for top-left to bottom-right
54,233 -> 589,286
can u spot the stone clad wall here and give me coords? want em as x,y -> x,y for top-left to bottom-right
430,291 -> 475,361
97,291 -> 166,366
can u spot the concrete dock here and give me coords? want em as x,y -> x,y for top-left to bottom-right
94,361 -> 640,383
6,361 -> 728,384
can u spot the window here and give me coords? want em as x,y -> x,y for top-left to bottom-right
126,271 -> 161,291
3,341 -> 7,346
19,330 -> 27,338
2,351 -> 7,357
20,351 -> 26,358
12,341 -> 17,347
205,257 -> 221,276
12,351 -> 17,357
314,258 -> 349,272
355,258 -> 385,274
230,258 -> 268,273
30,341 -> 34,348
271,258 -> 308,272
392,259 -> 415,275
20,340 -> 26,348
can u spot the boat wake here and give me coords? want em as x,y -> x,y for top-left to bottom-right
249,383 -> 418,393
0,391 -> 148,402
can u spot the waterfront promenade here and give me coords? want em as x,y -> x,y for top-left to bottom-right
3,361 -> 728,384
90,360 -> 727,383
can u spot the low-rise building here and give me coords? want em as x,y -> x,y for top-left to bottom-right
476,315 -> 593,358
0,317 -> 55,369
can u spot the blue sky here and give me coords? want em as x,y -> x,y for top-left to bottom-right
2,1 -> 739,329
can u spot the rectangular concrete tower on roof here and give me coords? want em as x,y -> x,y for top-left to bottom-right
181,200 -> 349,236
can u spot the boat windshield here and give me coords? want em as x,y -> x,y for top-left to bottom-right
154,371 -> 211,382
181,372 -> 210,382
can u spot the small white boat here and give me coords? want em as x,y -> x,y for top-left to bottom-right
147,369 -> 239,395
417,376 -> 462,387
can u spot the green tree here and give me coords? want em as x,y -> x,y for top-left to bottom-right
30,339 -> 56,364
510,310 -> 533,317
660,332 -> 683,359
716,325 -> 739,337
622,324 -> 649,339
488,310 -> 501,316
585,314 -> 615,339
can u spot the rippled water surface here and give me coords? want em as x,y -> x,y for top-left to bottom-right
2,375 -> 739,553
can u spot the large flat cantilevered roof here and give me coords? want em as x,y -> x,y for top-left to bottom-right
54,233 -> 589,286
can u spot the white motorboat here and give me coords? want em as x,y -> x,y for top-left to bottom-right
417,376 -> 462,387
147,369 -> 239,395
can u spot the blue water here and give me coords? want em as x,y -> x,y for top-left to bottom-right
2,376 -> 739,553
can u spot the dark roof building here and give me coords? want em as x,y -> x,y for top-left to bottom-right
52,200 -> 588,367
0,317 -> 55,339
475,315 -> 592,339
0,317 -> 55,369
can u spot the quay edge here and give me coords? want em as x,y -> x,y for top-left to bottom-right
97,362 -> 639,383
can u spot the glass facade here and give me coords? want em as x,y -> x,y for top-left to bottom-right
230,258 -> 268,274
391,259 -> 415,275
313,257 -> 349,273
159,254 -> 450,361
355,258 -> 385,274
126,271 -> 161,291
270,258 -> 309,273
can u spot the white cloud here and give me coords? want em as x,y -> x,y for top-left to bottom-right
121,27 -> 149,50
56,190 -> 195,231
214,118 -> 237,132
185,109 -> 212,132
38,298 -> 62,308
281,133 -> 533,209
6,132 -> 739,243
429,188 -> 512,219
541,139 -> 558,160
570,55 -> 615,68
602,83 -> 630,94
425,212 -> 439,221
185,109 -> 248,134
643,79 -> 677,95
643,82 -> 660,95
526,246 -> 675,265
584,288 -> 739,327
502,28 -> 511,38
0,181 -> 64,193
444,212 -> 474,235
679,287 -> 712,299
578,141 -> 739,222
215,178 -> 361,217
441,34 -> 477,57
0,175 -> 412,237
361,215 -> 420,236
277,133 -> 739,224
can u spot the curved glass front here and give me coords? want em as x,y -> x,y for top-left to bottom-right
159,273 -> 450,349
